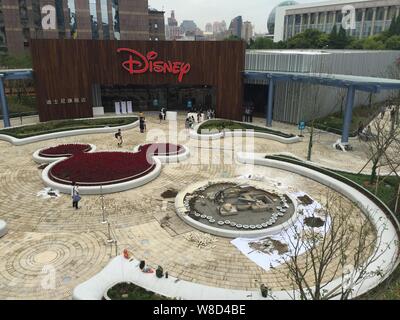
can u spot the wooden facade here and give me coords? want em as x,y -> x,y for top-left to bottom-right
30,39 -> 246,122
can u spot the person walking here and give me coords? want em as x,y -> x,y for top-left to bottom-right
71,182 -> 81,210
159,109 -> 163,124
162,107 -> 167,120
139,116 -> 147,133
115,129 -> 123,147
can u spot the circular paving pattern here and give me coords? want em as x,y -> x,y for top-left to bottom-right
0,115 -> 398,299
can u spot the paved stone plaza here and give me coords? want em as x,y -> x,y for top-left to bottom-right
0,114 -> 389,299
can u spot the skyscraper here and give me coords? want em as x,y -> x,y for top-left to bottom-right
168,10 -> 178,27
0,0 -> 164,55
229,16 -> 243,38
242,21 -> 254,43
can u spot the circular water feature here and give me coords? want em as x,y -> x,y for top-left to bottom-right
176,179 -> 298,238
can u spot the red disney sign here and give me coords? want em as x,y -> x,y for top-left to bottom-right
117,48 -> 191,83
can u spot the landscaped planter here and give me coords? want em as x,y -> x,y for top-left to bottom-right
36,142 -> 190,194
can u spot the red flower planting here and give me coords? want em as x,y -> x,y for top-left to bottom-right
50,151 -> 156,186
44,143 -> 182,186
138,143 -> 183,156
39,144 -> 92,158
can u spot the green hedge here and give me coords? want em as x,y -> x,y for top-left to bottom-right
0,117 -> 138,139
198,120 -> 296,138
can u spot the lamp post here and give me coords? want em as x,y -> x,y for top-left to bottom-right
100,185 -> 107,224
106,222 -> 114,243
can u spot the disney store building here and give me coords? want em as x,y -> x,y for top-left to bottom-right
30,40 -> 246,122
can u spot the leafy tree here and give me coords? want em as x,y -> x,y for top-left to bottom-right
386,35 -> 400,50
224,35 -> 241,41
362,37 -> 386,50
328,25 -> 339,48
249,37 -> 276,49
288,29 -> 328,49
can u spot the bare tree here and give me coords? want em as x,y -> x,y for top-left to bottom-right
358,116 -> 400,184
268,192 -> 394,300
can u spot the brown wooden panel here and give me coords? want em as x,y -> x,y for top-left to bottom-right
30,39 -> 245,122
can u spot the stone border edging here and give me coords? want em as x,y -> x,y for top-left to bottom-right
0,116 -> 139,146
236,152 -> 400,299
190,119 -> 301,144
41,156 -> 162,195
175,179 -> 299,238
0,220 -> 7,238
32,144 -> 97,164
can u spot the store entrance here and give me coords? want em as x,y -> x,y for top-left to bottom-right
101,84 -> 216,113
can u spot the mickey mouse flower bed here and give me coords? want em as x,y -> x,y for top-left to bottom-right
37,143 -> 187,191
49,151 -> 156,186
39,144 -> 92,158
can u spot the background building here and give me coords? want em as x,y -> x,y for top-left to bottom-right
242,21 -> 254,43
205,23 -> 213,33
267,1 -> 298,35
273,0 -> 400,42
180,20 -> 198,34
229,16 -> 243,38
0,0 -> 165,55
245,49 -> 400,123
149,8 -> 165,40
166,10 -> 182,40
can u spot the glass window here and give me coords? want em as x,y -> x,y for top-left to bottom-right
376,7 -> 385,21
68,0 -> 77,38
388,6 -> 397,20
336,11 -> 342,23
310,13 -> 315,25
112,0 -> 120,40
302,14 -> 308,25
356,9 -> 363,22
31,0 -> 42,32
55,0 -> 66,38
18,0 -> 29,26
0,0 -> 7,51
295,14 -> 301,24
100,0 -> 110,39
327,11 -> 334,23
89,0 -> 99,39
365,8 -> 374,21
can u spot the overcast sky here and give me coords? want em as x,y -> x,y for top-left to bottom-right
149,0 -> 323,33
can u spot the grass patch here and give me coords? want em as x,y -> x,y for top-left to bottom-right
313,105 -> 380,136
106,282 -> 171,300
197,120 -> 296,138
0,117 -> 138,139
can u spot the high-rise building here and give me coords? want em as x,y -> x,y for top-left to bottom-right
229,16 -> 243,38
273,0 -> 400,42
205,23 -> 213,33
242,21 -> 254,43
149,9 -> 165,41
180,20 -> 198,34
0,0 -> 164,55
167,10 -> 178,26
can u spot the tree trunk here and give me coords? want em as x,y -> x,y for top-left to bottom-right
370,159 -> 379,183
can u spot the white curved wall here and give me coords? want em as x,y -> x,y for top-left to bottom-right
0,117 -> 139,146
